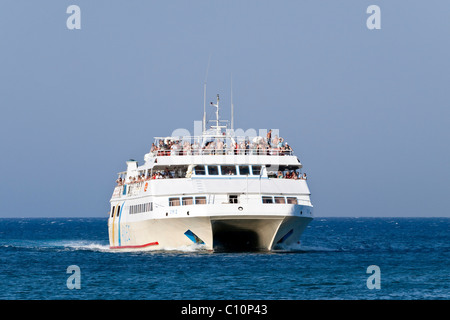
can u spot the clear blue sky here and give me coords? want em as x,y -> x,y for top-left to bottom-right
0,1 -> 448,217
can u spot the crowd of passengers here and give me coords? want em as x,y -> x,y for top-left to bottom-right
277,171 -> 307,180
116,168 -> 307,185
149,130 -> 293,157
116,169 -> 177,185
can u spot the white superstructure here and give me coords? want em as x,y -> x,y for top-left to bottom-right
108,94 -> 313,251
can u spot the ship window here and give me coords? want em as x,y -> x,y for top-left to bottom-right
195,196 -> 207,205
274,196 -> 286,204
194,165 -> 206,175
262,196 -> 273,204
116,205 -> 121,216
287,197 -> 298,204
182,197 -> 193,205
111,206 -> 115,218
252,165 -> 262,175
228,194 -> 239,204
238,165 -> 250,175
169,197 -> 180,206
221,165 -> 236,175
208,165 -> 219,175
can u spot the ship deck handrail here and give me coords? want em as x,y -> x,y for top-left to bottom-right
149,134 -> 294,157
149,148 -> 294,157
115,172 -> 306,186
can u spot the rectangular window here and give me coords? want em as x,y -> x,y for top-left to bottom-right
195,196 -> 207,205
238,165 -> 250,175
221,165 -> 236,175
208,165 -> 219,175
169,197 -> 180,206
194,165 -> 206,175
182,197 -> 193,205
262,196 -> 273,204
274,196 -> 286,204
252,165 -> 262,175
228,194 -> 239,204
286,197 -> 298,204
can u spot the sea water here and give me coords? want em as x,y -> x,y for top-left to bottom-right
0,218 -> 448,300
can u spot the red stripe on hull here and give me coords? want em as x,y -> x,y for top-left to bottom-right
110,242 -> 159,249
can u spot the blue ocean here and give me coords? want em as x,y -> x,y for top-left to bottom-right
0,217 -> 448,300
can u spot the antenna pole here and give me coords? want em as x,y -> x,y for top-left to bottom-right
215,94 -> 220,136
210,94 -> 221,136
230,75 -> 234,131
203,83 -> 206,133
203,54 -> 212,134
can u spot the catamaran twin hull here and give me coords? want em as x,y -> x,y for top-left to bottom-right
108,203 -> 313,251
108,93 -> 314,251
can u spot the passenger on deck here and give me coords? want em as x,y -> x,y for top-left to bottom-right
272,135 -> 279,148
284,143 -> 293,155
278,137 -> 284,147
267,129 -> 272,146
288,170 -> 295,179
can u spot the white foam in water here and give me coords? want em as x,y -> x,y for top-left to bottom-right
46,240 -> 111,252
158,243 -> 210,252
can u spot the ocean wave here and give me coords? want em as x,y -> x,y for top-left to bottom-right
56,241 -> 110,252
274,242 -> 342,253
0,240 -> 110,252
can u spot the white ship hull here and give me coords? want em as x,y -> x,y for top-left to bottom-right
107,94 -> 315,252
108,203 -> 312,251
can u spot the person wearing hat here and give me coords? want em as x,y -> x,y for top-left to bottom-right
284,142 -> 293,155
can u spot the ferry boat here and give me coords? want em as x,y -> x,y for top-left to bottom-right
108,94 -> 313,251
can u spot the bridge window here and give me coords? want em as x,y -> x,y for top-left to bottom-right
208,165 -> 219,175
252,165 -> 262,175
238,165 -> 250,175
194,165 -> 206,175
221,165 -> 236,175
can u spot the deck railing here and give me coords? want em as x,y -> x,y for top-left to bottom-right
149,148 -> 293,157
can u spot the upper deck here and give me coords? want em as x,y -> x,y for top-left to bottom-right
142,134 -> 299,167
116,93 -> 307,184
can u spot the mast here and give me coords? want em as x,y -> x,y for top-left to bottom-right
203,54 -> 211,133
210,94 -> 221,136
203,83 -> 207,133
230,75 -> 234,131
